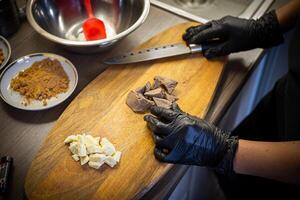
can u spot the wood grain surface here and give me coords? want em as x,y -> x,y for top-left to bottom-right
24,22 -> 225,200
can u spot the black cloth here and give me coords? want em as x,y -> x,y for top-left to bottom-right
216,19 -> 300,199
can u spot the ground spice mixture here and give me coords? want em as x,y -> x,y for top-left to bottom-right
10,58 -> 70,106
0,48 -> 4,65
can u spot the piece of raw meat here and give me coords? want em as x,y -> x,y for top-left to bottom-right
135,81 -> 151,94
126,90 -> 155,112
144,88 -> 165,99
153,76 -> 178,94
165,93 -> 178,103
153,97 -> 172,109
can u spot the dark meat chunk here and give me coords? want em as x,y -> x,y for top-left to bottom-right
145,82 -> 151,93
127,76 -> 179,113
153,76 -> 178,94
165,93 -> 178,103
126,90 -> 155,112
144,88 -> 165,99
153,97 -> 172,109
135,81 -> 151,94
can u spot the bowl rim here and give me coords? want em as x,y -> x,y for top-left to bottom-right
0,35 -> 12,71
0,52 -> 78,111
26,0 -> 150,46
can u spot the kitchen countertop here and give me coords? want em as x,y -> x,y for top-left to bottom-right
0,1 -> 287,199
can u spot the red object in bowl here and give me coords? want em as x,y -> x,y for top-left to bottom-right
83,0 -> 106,41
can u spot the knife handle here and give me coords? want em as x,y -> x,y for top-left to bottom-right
189,44 -> 203,53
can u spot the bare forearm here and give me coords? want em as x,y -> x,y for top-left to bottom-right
233,140 -> 300,185
276,0 -> 300,31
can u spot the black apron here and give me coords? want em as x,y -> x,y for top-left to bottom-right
217,19 -> 300,199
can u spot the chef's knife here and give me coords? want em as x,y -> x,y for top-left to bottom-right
103,43 -> 203,65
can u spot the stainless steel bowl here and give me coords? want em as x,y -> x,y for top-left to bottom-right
26,0 -> 150,53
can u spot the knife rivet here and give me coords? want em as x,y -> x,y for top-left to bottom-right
130,53 -> 134,55
138,51 -> 142,54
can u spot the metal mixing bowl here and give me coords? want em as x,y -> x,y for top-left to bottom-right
26,0 -> 150,53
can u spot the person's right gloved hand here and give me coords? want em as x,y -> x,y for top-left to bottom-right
183,10 -> 284,58
144,105 -> 238,174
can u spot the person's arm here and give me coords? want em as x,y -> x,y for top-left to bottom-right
182,0 -> 300,58
276,0 -> 300,31
234,140 -> 300,185
144,105 -> 300,185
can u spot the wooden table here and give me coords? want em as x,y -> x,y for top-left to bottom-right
0,1 -> 287,199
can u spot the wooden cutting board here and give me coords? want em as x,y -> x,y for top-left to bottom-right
25,22 -> 226,200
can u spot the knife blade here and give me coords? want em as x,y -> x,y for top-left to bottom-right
103,43 -> 203,65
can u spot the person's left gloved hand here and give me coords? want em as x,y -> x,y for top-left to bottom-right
144,105 -> 238,174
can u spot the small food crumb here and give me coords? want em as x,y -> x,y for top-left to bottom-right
0,48 -> 5,65
10,58 -> 70,106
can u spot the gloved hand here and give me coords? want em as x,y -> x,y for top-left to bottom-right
144,105 -> 238,174
183,10 -> 284,58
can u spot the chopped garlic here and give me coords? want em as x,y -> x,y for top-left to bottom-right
95,137 -> 100,144
86,145 -> 103,154
77,135 -> 87,157
88,161 -> 104,169
84,135 -> 99,146
64,135 -> 78,144
101,138 -> 114,146
69,142 -> 78,155
80,156 -> 89,165
104,156 -> 117,168
72,154 -> 80,161
113,151 -> 122,163
101,138 -> 116,156
89,154 -> 107,163
64,134 -> 121,170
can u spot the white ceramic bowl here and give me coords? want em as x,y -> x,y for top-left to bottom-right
0,53 -> 78,111
0,35 -> 11,70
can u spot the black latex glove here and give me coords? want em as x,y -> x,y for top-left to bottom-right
183,10 -> 284,58
144,105 -> 238,174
